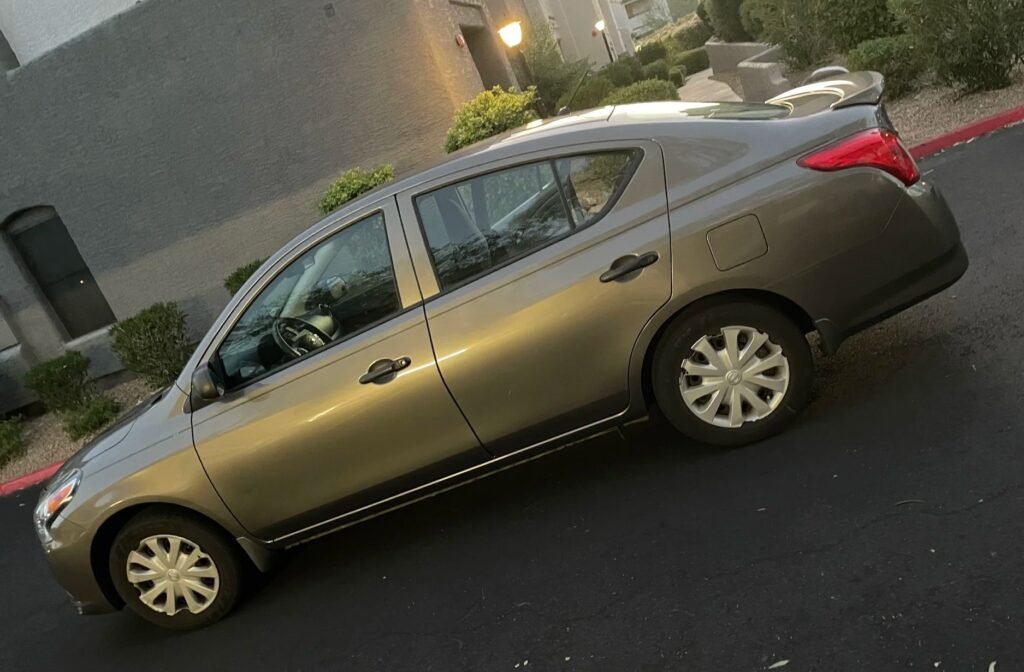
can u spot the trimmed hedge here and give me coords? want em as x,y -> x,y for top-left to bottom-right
696,0 -> 713,32
821,0 -> 896,52
224,259 -> 266,296
642,59 -> 672,82
893,0 -> 1024,93
558,74 -> 614,110
318,164 -> 395,214
669,67 -> 687,87
674,14 -> 713,50
638,41 -> 669,65
706,0 -> 752,42
848,35 -> 924,98
444,87 -> 539,154
24,352 -> 91,413
63,395 -> 121,441
740,0 -> 766,39
0,417 -> 24,469
749,0 -> 831,69
110,302 -> 193,389
673,47 -> 710,75
601,60 -> 638,88
601,79 -> 682,105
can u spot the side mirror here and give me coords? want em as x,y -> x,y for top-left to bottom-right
191,365 -> 223,402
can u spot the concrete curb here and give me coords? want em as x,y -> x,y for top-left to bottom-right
1,107 -> 1023,499
0,461 -> 62,496
911,105 -> 1024,159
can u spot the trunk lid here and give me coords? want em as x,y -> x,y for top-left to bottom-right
766,71 -> 885,118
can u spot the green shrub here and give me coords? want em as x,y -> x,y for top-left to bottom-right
669,66 -> 687,87
821,0 -> 896,52
110,302 -> 193,389
602,79 -> 682,105
638,41 -> 669,65
674,14 -> 714,50
848,35 -> 924,98
673,47 -> 711,75
740,0 -> 766,39
558,74 -> 614,111
516,21 -> 589,116
0,417 -> 24,469
642,59 -> 672,81
63,395 -> 121,441
224,259 -> 266,296
318,164 -> 395,214
696,0 -> 714,32
893,0 -> 1024,92
600,61 -> 637,87
753,0 -> 832,69
24,352 -> 91,413
706,0 -> 753,42
444,87 -> 539,154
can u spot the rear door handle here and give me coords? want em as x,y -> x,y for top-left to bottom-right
359,356 -> 411,384
600,251 -> 660,283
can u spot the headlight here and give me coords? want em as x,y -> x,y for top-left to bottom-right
34,470 -> 81,545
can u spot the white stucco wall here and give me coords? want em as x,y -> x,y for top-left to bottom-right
0,0 -> 140,63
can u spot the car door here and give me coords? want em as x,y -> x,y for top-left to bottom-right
190,198 -> 488,541
398,141 -> 671,455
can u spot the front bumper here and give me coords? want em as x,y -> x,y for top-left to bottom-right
774,180 -> 968,353
40,515 -> 118,615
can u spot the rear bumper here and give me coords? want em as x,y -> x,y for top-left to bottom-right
774,180 -> 968,353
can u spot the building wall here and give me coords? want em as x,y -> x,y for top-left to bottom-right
0,0 -> 138,63
0,0 -> 501,411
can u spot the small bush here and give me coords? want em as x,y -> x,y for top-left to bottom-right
601,60 -> 638,87
444,87 -> 539,154
674,47 -> 711,75
848,35 -> 924,98
24,352 -> 91,413
110,302 -> 193,389
892,0 -> 1024,93
740,0 -> 766,39
516,21 -> 589,116
642,59 -> 672,82
0,417 -> 24,469
602,79 -> 682,105
674,14 -> 714,50
638,41 -> 669,65
696,0 -> 714,32
706,0 -> 753,42
224,259 -> 266,296
558,74 -> 614,110
753,0 -> 832,69
821,0 -> 896,52
63,395 -> 121,441
669,67 -> 687,87
318,164 -> 395,214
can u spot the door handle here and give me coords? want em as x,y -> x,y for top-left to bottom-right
600,251 -> 660,283
359,356 -> 411,384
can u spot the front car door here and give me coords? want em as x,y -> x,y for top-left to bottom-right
190,198 -> 487,541
398,141 -> 671,455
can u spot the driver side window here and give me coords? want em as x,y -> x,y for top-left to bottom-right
217,212 -> 401,389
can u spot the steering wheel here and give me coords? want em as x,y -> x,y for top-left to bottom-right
272,315 -> 336,359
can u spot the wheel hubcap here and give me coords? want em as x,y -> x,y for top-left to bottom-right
126,534 -> 220,616
679,325 -> 790,429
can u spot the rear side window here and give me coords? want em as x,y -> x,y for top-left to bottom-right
416,150 -> 640,291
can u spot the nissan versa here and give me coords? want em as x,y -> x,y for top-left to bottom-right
35,72 -> 967,630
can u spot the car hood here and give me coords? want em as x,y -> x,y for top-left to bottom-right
53,386 -> 171,480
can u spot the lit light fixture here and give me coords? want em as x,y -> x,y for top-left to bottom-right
594,19 -> 606,32
498,21 -> 524,49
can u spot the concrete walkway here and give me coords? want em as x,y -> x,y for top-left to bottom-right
677,68 -> 741,102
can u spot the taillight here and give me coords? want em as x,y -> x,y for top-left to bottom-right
798,128 -> 921,187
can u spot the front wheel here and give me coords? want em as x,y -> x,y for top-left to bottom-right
109,509 -> 244,630
651,300 -> 813,447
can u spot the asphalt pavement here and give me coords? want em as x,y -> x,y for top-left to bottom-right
2,125 -> 1023,671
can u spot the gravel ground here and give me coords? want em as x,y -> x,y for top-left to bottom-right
0,378 -> 154,483
889,74 -> 1024,146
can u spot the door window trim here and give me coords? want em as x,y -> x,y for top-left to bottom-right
199,207 -> 411,396
410,148 -> 644,297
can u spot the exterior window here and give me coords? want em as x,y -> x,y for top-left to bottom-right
217,212 -> 401,389
415,150 -> 640,291
6,207 -> 116,339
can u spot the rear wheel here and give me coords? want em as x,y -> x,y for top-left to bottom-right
109,509 -> 243,631
651,300 -> 813,447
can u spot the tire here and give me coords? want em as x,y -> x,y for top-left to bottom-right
109,509 -> 244,631
651,300 -> 813,447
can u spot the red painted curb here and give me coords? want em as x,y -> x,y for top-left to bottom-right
0,461 -> 63,497
911,105 -> 1024,159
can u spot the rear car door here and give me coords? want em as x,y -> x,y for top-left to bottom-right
398,141 -> 671,454
190,198 -> 487,540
